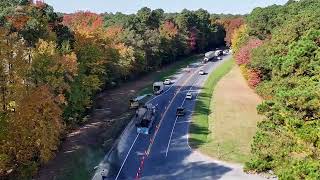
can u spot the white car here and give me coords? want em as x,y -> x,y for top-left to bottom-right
164,79 -> 171,85
199,70 -> 205,75
217,56 -> 222,60
186,92 -> 193,100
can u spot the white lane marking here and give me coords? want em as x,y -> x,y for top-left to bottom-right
149,71 -> 199,156
146,60 -> 204,104
146,71 -> 186,104
115,133 -> 140,180
100,116 -> 136,168
165,116 -> 179,157
185,58 -> 229,151
145,64 -> 203,156
176,120 -> 191,124
113,61 -> 200,179
164,58 -> 221,155
165,75 -> 199,157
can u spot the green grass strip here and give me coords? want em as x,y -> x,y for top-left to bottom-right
190,58 -> 234,148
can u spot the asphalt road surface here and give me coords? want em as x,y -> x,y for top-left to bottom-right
92,55 -> 267,180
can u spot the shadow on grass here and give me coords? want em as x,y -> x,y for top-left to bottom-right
189,59 -> 234,149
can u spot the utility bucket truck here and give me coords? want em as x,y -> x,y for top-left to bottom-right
135,104 -> 156,135
153,82 -> 164,95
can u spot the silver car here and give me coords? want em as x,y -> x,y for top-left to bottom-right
186,92 -> 193,100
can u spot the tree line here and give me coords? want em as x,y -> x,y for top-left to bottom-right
232,0 -> 320,179
0,1 -> 237,178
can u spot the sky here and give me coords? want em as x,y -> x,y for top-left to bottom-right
44,0 -> 288,14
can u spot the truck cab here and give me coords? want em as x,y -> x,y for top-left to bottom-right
129,94 -> 149,109
153,82 -> 164,95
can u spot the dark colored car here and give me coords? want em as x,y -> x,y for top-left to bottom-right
176,107 -> 185,116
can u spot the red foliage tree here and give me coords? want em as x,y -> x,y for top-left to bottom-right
188,27 -> 198,51
63,11 -> 103,32
219,17 -> 244,46
235,38 -> 263,88
235,38 -> 263,65
248,69 -> 261,88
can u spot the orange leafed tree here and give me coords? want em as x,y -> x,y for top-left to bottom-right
105,25 -> 123,38
6,15 -> 30,31
4,85 -> 63,171
63,11 -> 103,33
219,17 -> 244,46
159,21 -> 178,40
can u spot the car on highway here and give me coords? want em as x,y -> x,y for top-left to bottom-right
217,56 -> 222,60
199,70 -> 205,75
164,79 -> 171,85
176,107 -> 185,116
153,82 -> 164,94
186,92 -> 193,100
223,49 -> 229,55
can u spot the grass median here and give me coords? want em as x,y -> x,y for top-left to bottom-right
190,59 -> 264,163
189,58 -> 234,148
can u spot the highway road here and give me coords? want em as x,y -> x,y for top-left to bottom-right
92,55 -> 267,180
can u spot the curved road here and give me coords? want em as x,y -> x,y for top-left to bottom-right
92,55 -> 266,180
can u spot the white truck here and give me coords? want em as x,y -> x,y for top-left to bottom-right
153,82 -> 164,95
215,50 -> 223,57
203,51 -> 215,63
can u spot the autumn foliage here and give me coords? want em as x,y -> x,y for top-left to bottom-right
219,17 -> 244,46
232,24 -> 263,88
235,38 -> 263,65
0,2 -> 228,179
159,21 -> 178,40
6,15 -> 29,30
63,11 -> 104,32
7,86 -> 63,164
235,1 -> 320,178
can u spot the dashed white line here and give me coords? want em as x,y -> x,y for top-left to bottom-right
114,63 -> 201,179
165,75 -> 199,157
165,116 -> 179,157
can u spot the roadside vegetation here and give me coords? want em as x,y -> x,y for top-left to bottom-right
200,66 -> 262,163
190,58 -> 233,147
0,1 -> 245,179
231,0 -> 320,179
